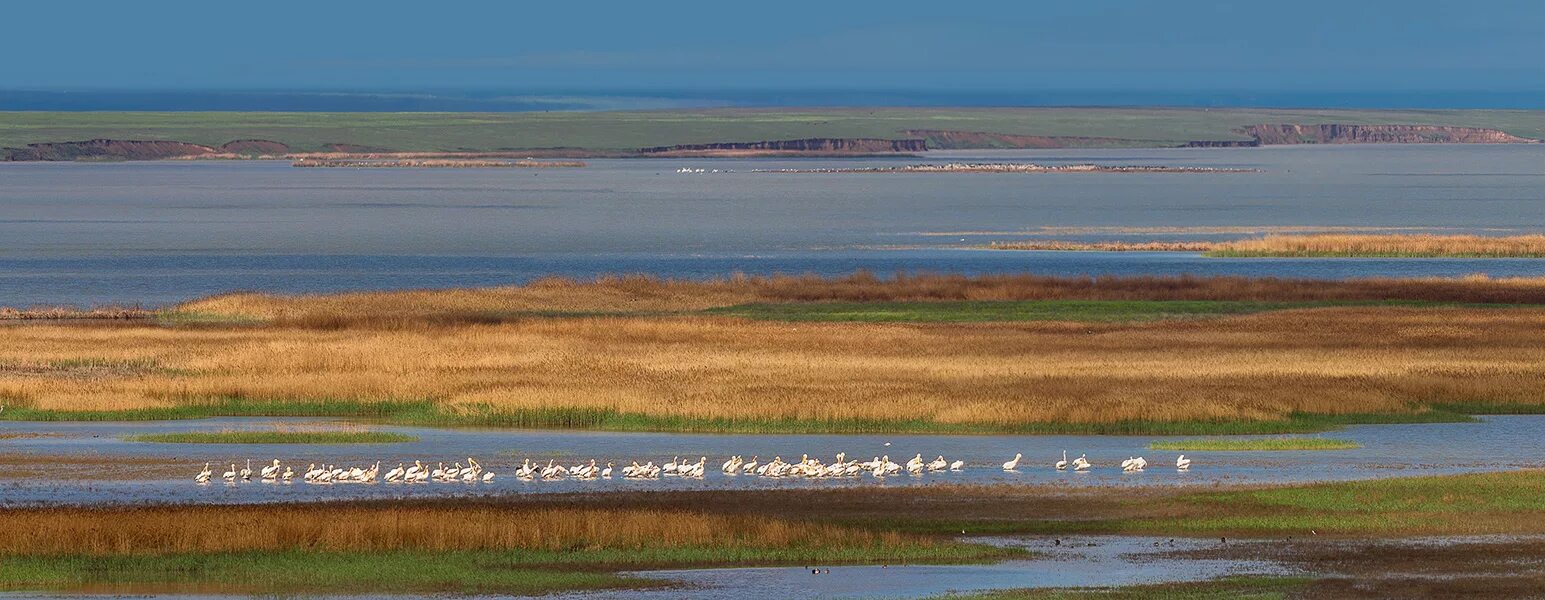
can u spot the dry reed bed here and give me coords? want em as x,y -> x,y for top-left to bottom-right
0,306 -> 151,320
6,306 -> 1545,424
1211,234 -> 1545,257
988,240 -> 1219,252
174,272 -> 1545,326
0,503 -> 914,556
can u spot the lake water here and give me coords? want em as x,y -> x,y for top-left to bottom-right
4,145 -> 1545,307
2,415 -> 1541,507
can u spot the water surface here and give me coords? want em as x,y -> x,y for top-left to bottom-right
5,145 -> 1545,306
2,415 -> 1540,507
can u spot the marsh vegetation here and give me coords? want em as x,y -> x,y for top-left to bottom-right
6,274 -> 1545,435
0,501 -> 1005,594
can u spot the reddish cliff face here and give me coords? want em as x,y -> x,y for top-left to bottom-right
1240,124 -> 1537,145
640,138 -> 926,154
2,139 -> 218,161
903,129 -> 1139,149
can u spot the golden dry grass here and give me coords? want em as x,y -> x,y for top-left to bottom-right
173,272 -> 1545,326
6,303 -> 1545,425
0,502 -> 916,556
1211,234 -> 1545,257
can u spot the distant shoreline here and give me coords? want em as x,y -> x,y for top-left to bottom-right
291,158 -> 586,168
2,107 -> 1541,161
987,233 -> 1545,258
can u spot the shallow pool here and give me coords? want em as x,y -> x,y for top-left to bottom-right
1,415 -> 1541,506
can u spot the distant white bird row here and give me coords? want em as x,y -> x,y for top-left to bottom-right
195,458 -> 495,485
1019,450 -> 1192,473
194,451 -> 1195,485
717,453 -> 966,479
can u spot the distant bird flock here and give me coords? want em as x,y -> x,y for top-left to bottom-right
194,451 -> 1194,485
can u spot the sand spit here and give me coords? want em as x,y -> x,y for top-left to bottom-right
751,162 -> 1256,174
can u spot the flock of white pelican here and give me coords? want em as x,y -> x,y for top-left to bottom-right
193,451 -> 1194,485
194,458 -> 495,485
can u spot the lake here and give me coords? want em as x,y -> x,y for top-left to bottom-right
4,145 -> 1545,307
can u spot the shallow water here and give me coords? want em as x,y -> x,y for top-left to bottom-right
2,416 -> 1541,507
5,145 -> 1545,307
558,536 -> 1284,600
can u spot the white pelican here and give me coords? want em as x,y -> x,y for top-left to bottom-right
601,462 -> 613,478
949,459 -> 965,471
1176,455 -> 1191,470
1055,450 -> 1068,471
1073,454 -> 1091,471
927,456 -> 948,471
239,459 -> 253,481
259,459 -> 281,480
222,464 -> 237,482
281,466 -> 294,483
194,462 -> 212,484
741,456 -> 759,474
1002,453 -> 1022,471
385,463 -> 406,483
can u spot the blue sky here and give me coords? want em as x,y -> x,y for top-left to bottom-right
6,0 -> 1544,92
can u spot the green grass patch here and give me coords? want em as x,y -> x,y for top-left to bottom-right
903,470 -> 1545,538
0,551 -> 632,595
0,543 -> 1015,595
125,431 -> 417,444
1431,401 -> 1545,415
1215,471 -> 1545,514
1149,437 -> 1361,451
934,576 -> 1311,600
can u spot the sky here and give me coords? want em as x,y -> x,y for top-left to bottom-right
5,0 -> 1544,97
